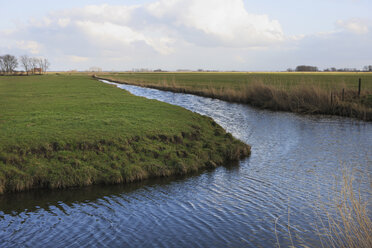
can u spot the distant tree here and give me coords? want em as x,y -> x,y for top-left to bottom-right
0,56 -> 5,74
42,58 -> 50,74
295,65 -> 318,72
0,54 -> 18,74
330,67 -> 337,72
37,58 -> 44,74
363,65 -> 372,72
337,68 -> 359,72
20,55 -> 32,75
30,57 -> 39,74
36,58 -> 50,74
287,68 -> 294,72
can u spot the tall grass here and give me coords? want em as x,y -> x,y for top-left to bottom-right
96,76 -> 372,121
316,173 -> 372,248
276,172 -> 372,248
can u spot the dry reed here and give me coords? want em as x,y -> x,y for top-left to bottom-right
275,172 -> 372,248
316,173 -> 372,248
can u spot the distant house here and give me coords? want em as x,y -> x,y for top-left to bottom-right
33,68 -> 43,74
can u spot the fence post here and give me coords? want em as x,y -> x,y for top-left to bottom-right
342,88 -> 345,101
358,78 -> 361,97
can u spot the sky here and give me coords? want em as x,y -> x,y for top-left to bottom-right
0,0 -> 371,71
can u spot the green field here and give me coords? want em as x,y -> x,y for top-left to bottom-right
0,74 -> 250,193
99,72 -> 372,120
100,72 -> 372,91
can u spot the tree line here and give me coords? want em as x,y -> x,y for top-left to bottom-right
287,65 -> 372,72
0,54 -> 50,75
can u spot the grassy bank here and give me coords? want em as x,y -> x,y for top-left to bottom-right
0,75 -> 250,194
96,72 -> 372,121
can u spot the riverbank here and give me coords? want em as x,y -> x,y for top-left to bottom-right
0,75 -> 250,194
1,74 -> 370,247
95,72 -> 372,121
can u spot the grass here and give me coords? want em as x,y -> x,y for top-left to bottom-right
316,173 -> 372,248
96,72 -> 372,120
0,74 -> 250,194
276,171 -> 372,248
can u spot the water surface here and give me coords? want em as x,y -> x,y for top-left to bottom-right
1,80 -> 371,247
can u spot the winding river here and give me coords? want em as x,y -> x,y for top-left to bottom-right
1,80 -> 371,247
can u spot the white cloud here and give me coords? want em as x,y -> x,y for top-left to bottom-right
336,19 -> 370,34
76,21 -> 144,45
64,4 -> 136,25
51,0 -> 284,51
57,18 -> 71,28
28,17 -> 52,28
2,0 -> 284,60
15,40 -> 42,54
0,0 -> 370,71
146,0 -> 284,46
234,55 -> 246,63
75,21 -> 174,55
67,55 -> 89,63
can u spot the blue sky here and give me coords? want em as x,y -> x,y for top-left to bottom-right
1,0 -> 371,71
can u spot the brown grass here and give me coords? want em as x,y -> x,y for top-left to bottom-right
316,173 -> 372,248
95,76 -> 372,121
276,172 -> 372,248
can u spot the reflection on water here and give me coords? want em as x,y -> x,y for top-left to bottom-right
0,80 -> 371,247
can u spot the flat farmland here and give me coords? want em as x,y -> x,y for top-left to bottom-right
98,72 -> 372,121
100,72 -> 372,91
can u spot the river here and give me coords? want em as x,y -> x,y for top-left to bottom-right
0,80 -> 371,247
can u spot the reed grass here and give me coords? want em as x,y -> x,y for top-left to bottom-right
96,73 -> 372,121
276,171 -> 372,248
316,173 -> 372,248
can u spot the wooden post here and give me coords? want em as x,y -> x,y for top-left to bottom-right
358,78 -> 361,97
342,88 -> 345,101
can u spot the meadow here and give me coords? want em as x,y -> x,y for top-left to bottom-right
0,74 -> 250,193
97,72 -> 372,120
